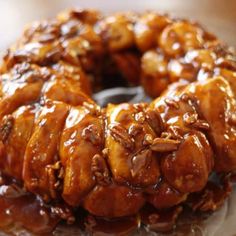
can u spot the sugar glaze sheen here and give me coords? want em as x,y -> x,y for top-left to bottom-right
0,7 -> 235,235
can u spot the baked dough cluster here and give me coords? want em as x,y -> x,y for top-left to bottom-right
0,8 -> 235,220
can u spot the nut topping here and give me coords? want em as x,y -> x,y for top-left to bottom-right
164,98 -> 180,109
143,134 -> 154,145
192,119 -> 210,130
0,115 -> 14,142
183,112 -> 198,125
82,124 -> 102,146
151,138 -> 180,152
109,123 -> 134,150
91,154 -> 110,186
145,109 -> 164,135
167,126 -> 183,140
135,111 -> 146,123
129,123 -> 143,137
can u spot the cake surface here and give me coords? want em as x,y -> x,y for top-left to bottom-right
0,8 -> 235,234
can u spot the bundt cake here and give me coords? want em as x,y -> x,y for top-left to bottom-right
0,8 -> 235,233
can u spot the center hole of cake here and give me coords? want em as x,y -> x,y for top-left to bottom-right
93,86 -> 151,107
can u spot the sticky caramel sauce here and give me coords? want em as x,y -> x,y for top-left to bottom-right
0,173 -> 229,236
0,175 -> 60,235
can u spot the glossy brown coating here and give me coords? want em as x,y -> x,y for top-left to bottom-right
0,8 -> 235,224
23,101 -> 69,201
0,105 -> 35,180
106,103 -> 160,187
60,105 -> 104,206
147,181 -> 187,209
83,183 -> 145,218
161,131 -> 213,193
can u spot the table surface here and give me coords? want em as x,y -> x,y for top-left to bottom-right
0,0 -> 235,53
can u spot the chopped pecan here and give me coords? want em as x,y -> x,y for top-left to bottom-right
131,149 -> 152,177
102,147 -> 109,157
183,112 -> 198,125
143,134 -> 154,145
215,56 -> 236,71
135,111 -> 146,123
160,132 -> 172,139
91,154 -> 110,186
61,20 -> 79,37
145,109 -> 164,135
46,161 -> 64,195
128,123 -> 143,137
180,93 -> 191,102
83,102 -> 101,116
38,33 -> 56,43
151,138 -> 180,152
82,124 -> 102,146
192,119 -> 210,130
167,126 -> 183,140
45,48 -> 62,63
164,98 -> 180,109
45,165 -> 58,199
109,123 -> 134,150
180,93 -> 198,107
180,93 -> 203,118
15,62 -> 31,75
0,115 -> 14,142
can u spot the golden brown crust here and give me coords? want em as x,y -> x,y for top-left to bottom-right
0,8 -> 235,219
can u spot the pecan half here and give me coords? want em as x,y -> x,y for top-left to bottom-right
91,154 -> 110,186
0,115 -> 14,142
192,119 -> 210,130
145,109 -> 164,136
151,138 -> 180,152
109,123 -> 134,150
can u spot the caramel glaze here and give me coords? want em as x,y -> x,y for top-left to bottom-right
0,8 -> 235,234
